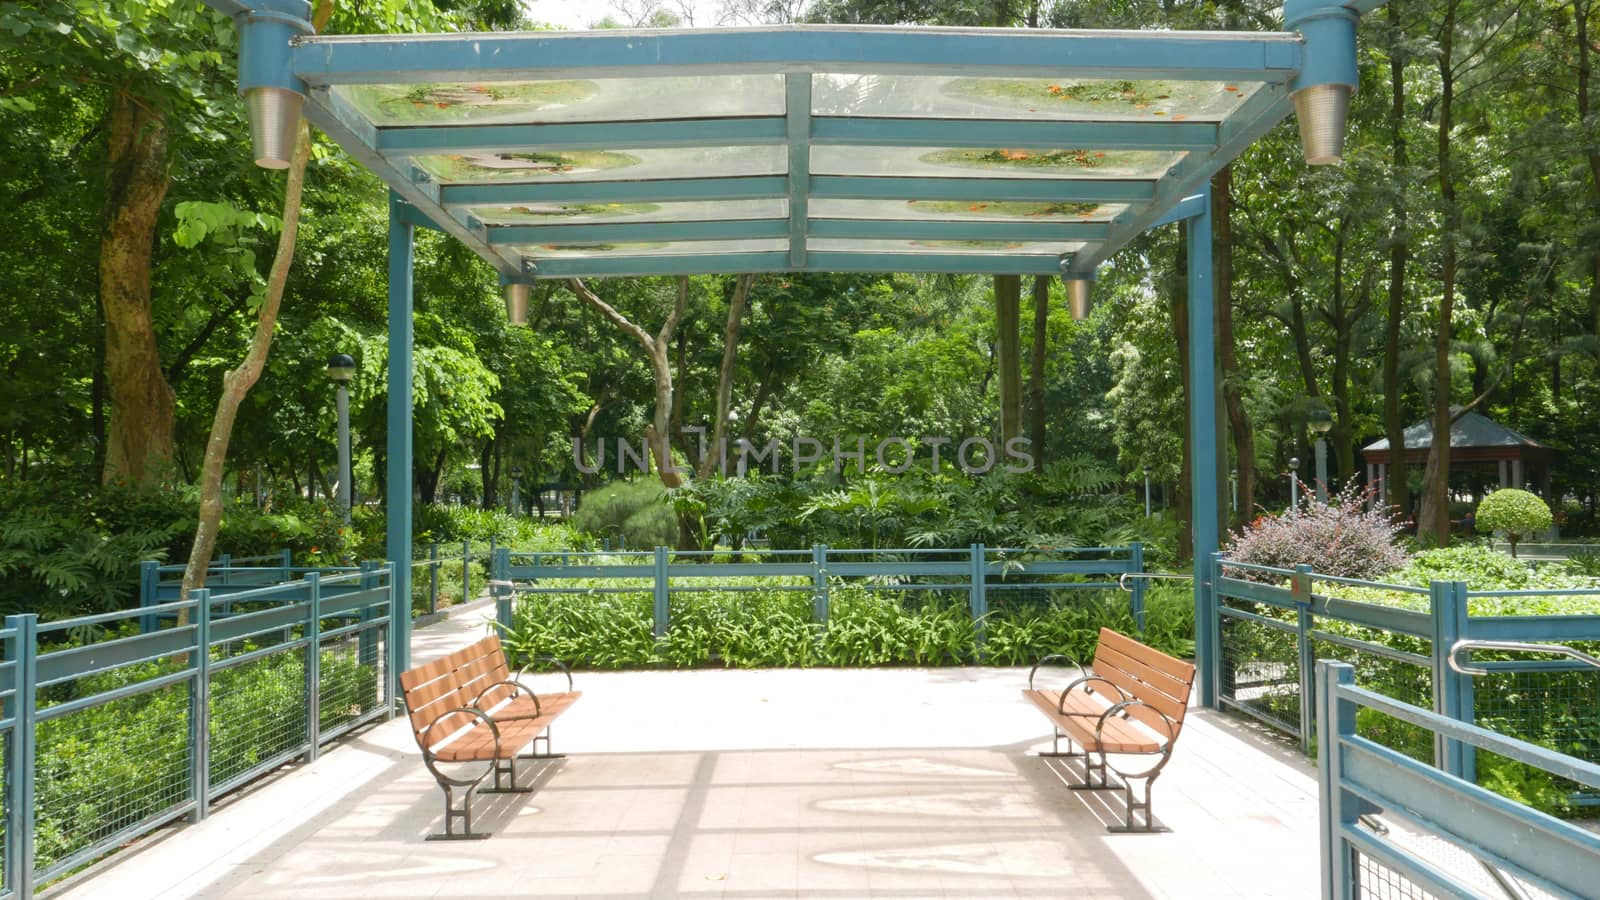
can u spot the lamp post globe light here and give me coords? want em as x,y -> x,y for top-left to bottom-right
1143,466 -> 1153,518
326,353 -> 357,524
1307,403 -> 1334,504
1287,456 -> 1301,516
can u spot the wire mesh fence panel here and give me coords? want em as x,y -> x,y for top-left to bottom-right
1218,608 -> 1301,736
1,727 -> 10,894
316,633 -> 385,741
33,682 -> 191,877
1310,636 -> 1433,764
207,648 -> 308,791
1352,848 -> 1438,900
1473,663 -> 1600,816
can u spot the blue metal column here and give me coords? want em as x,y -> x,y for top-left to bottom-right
386,192 -> 415,686
190,589 -> 212,822
1430,579 -> 1475,780
1186,185 -> 1222,708
1317,661 -> 1357,900
7,614 -> 37,899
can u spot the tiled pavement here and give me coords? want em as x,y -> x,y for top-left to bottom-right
57,602 -> 1321,900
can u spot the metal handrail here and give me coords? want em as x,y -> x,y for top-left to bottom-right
1117,572 -> 1193,592
1449,640 -> 1600,677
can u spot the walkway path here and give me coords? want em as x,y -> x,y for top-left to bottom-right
57,601 -> 1320,899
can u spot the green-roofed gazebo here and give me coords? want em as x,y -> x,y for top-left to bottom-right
1362,410 -> 1554,508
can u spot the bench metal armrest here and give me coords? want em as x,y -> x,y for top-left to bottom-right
420,706 -> 500,787
472,680 -> 543,718
1027,652 -> 1084,690
1094,699 -> 1179,781
515,656 -> 575,693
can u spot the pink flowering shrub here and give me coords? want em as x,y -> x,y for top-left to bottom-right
1224,483 -> 1409,580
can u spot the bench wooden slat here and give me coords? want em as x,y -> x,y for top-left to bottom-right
1022,690 -> 1163,753
1087,663 -> 1188,728
1097,628 -> 1195,682
1094,641 -> 1192,703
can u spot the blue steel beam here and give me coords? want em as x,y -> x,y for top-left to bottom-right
302,87 -> 521,277
1069,82 -> 1291,274
385,193 -> 415,682
439,176 -> 787,207
519,250 -> 1071,278
1186,184 -> 1220,709
374,115 -> 1221,157
291,26 -> 1303,85
811,175 -> 1155,203
491,219 -> 788,244
786,73 -> 812,268
1150,192 -> 1209,226
495,217 -> 1108,245
377,117 -> 789,155
809,116 -> 1220,151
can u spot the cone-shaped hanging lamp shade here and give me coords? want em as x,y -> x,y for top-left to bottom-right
504,283 -> 531,326
1292,83 -> 1352,166
1067,279 -> 1092,321
246,87 -> 304,169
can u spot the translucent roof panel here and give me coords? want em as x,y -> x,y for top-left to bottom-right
810,146 -> 1181,180
811,198 -> 1125,222
336,74 -> 786,126
808,238 -> 1083,256
518,238 -> 789,259
414,146 -> 787,184
470,199 -> 787,225
812,74 -> 1263,121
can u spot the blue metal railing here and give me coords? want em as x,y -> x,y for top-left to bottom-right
488,543 -> 1148,645
2,564 -> 398,900
1318,660 -> 1600,899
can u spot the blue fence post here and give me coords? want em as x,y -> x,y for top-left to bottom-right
1430,579 -> 1475,780
462,539 -> 471,603
428,542 -> 439,614
280,548 -> 292,582
969,543 -> 988,656
220,552 -> 232,586
357,561 -> 377,668
190,588 -> 212,822
139,560 -> 160,634
1128,542 -> 1146,634
812,543 -> 829,624
653,546 -> 670,640
1294,564 -> 1316,754
494,547 -> 513,631
1317,660 -> 1357,900
7,613 -> 37,898
1203,552 -> 1224,709
304,573 -> 322,763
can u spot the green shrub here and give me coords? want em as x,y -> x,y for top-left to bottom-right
1224,482 -> 1408,579
571,481 -> 675,548
1476,489 -> 1554,557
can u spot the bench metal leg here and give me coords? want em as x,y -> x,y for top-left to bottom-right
1107,775 -> 1169,834
481,754 -> 535,795
1068,750 -> 1117,792
427,783 -> 492,841
520,727 -> 567,761
1035,728 -> 1087,759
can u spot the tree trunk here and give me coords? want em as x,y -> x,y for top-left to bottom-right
100,89 -> 175,487
567,276 -> 687,490
1383,0 -> 1413,517
994,275 -> 1023,443
178,118 -> 315,621
1213,166 -> 1255,523
699,275 -> 754,479
1418,2 -> 1458,545
1577,0 -> 1600,370
1028,275 -> 1049,464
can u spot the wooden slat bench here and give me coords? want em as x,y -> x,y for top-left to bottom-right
399,634 -> 581,839
1022,627 -> 1196,832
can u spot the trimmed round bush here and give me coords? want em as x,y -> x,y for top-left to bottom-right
1475,489 -> 1552,557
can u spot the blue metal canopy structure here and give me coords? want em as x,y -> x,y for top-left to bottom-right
205,0 -> 1388,702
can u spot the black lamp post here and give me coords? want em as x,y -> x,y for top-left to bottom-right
1143,466 -> 1153,518
326,353 -> 357,523
1287,456 -> 1302,515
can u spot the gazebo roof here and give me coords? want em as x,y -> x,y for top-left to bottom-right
262,22 -> 1344,281
1362,410 -> 1550,456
